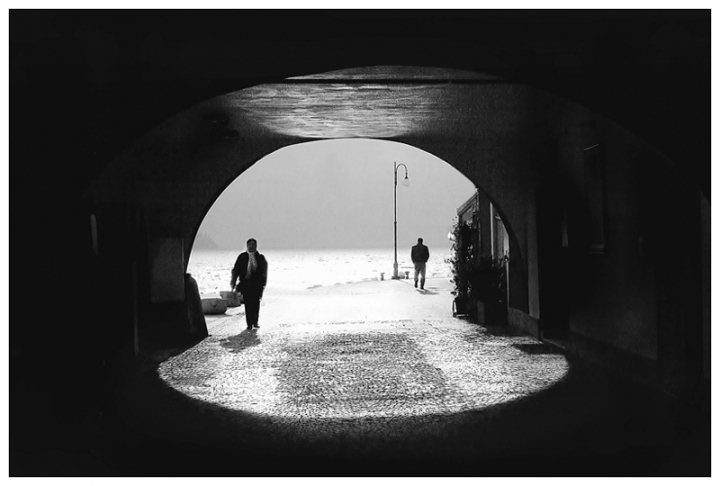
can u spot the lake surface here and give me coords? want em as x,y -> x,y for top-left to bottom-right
187,247 -> 453,296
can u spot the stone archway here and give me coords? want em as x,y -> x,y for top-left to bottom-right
88,67 -> 543,317
87,65 -> 705,387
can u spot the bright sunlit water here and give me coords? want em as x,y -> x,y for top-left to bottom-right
187,247 -> 454,295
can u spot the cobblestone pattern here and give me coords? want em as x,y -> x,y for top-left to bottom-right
158,317 -> 569,425
118,282 -> 682,468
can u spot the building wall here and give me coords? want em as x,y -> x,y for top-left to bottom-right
457,192 -> 478,225
444,90 -> 696,366
548,109 -> 661,359
428,88 -> 672,362
701,194 -> 710,379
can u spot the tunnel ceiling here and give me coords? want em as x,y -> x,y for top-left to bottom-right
11,11 -> 710,203
221,66 -> 518,139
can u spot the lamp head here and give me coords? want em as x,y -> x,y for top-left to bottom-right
402,175 -> 410,187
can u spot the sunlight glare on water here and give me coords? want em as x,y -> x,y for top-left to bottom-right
187,247 -> 453,295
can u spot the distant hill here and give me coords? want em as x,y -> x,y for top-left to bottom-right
193,231 -> 222,249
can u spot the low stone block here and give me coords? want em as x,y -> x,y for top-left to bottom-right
201,298 -> 228,315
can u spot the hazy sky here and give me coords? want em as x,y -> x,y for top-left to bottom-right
197,139 -> 476,251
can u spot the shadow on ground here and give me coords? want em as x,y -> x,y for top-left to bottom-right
416,289 -> 439,295
219,330 -> 262,353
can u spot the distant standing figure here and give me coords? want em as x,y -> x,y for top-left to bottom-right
411,237 -> 430,290
231,238 -> 268,330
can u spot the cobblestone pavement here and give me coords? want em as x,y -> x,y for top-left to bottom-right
159,318 -> 567,421
108,278 -> 704,475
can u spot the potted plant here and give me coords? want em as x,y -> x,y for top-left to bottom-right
467,255 -> 508,324
447,220 -> 475,317
447,217 -> 508,323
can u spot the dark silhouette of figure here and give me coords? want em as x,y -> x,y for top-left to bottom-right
185,273 -> 208,338
231,238 -> 268,330
411,237 -> 430,289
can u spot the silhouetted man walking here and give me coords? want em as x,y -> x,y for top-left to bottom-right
411,237 -> 429,290
231,238 -> 268,330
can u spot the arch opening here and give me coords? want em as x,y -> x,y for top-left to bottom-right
187,139 -> 476,293
158,138 -> 570,420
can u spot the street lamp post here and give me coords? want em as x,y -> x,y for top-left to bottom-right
393,161 -> 410,279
